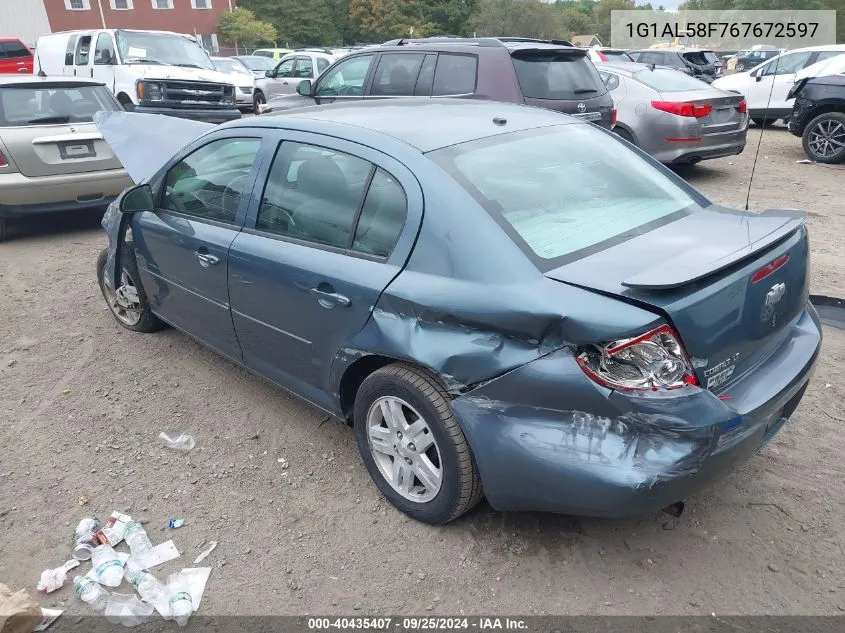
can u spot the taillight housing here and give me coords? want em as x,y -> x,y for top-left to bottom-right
651,101 -> 712,118
610,108 -> 617,127
737,99 -> 747,113
576,324 -> 699,391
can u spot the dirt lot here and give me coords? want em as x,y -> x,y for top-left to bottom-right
0,125 -> 843,617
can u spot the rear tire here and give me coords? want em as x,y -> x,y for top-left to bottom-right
97,247 -> 165,333
614,127 -> 635,145
0,217 -> 7,243
354,363 -> 483,524
752,117 -> 772,127
802,112 -> 845,164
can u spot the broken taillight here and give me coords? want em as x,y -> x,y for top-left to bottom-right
576,324 -> 699,391
610,108 -> 617,127
651,101 -> 712,118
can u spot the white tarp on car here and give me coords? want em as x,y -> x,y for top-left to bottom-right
795,54 -> 845,83
93,111 -> 214,184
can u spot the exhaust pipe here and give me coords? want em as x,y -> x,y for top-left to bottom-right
662,501 -> 685,518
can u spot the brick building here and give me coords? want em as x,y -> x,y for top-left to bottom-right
2,0 -> 236,51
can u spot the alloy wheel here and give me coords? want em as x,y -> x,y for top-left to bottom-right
103,270 -> 142,326
366,396 -> 443,503
808,119 -> 845,159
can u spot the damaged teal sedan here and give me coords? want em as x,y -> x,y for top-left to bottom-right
96,99 -> 821,524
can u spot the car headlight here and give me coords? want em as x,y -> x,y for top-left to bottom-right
136,80 -> 163,102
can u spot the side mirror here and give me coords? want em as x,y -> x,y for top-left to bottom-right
264,70 -> 274,78
297,79 -> 313,97
755,73 -> 763,82
120,184 -> 154,214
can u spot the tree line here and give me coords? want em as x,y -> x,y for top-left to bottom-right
219,0 -> 842,49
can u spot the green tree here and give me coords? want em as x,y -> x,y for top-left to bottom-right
217,7 -> 277,50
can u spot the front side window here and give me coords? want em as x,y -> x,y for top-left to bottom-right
257,142 -> 372,249
432,53 -> 477,96
274,58 -> 295,77
431,126 -> 697,268
370,53 -> 425,96
511,52 -> 605,100
162,138 -> 261,224
116,30 -> 214,69
0,85 -> 120,126
815,50 -> 845,63
94,33 -> 116,65
761,52 -> 812,76
316,54 -> 374,97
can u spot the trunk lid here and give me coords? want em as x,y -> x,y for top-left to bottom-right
545,207 -> 809,391
1,121 -> 121,177
659,88 -> 746,134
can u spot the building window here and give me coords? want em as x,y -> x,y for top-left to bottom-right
65,0 -> 91,9
192,0 -> 212,7
151,0 -> 173,8
111,0 -> 133,8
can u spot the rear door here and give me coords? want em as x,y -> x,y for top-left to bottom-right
0,83 -> 122,177
511,49 -> 614,128
367,52 -> 427,97
131,135 -> 264,361
228,130 -> 422,410
0,40 -> 33,74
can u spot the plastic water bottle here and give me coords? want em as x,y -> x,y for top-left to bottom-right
73,575 -> 109,611
168,585 -> 193,627
127,569 -> 169,615
158,431 -> 196,452
90,544 -> 123,587
123,521 -> 152,555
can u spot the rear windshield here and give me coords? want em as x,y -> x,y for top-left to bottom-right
682,51 -> 711,66
0,85 -> 118,127
633,68 -> 710,91
511,51 -> 606,100
603,50 -> 632,62
431,125 -> 697,268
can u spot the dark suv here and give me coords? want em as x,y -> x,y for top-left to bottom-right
787,73 -> 845,164
628,49 -> 718,83
262,37 -> 615,129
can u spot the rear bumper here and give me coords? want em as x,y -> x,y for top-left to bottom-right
655,128 -> 747,164
451,307 -> 821,518
0,169 -> 131,217
133,105 -> 242,123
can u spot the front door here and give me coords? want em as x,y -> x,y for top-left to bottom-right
747,51 -> 813,114
131,136 -> 264,361
265,57 -> 295,101
228,131 -> 421,411
91,32 -> 116,91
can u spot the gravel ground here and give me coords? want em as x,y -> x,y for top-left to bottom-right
0,125 -> 843,617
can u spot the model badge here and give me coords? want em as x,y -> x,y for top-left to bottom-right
761,282 -> 787,326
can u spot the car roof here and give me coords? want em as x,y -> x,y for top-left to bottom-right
0,75 -> 105,87
776,44 -> 845,53
378,37 -> 583,55
229,98 -> 578,153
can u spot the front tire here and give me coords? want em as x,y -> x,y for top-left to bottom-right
802,112 -> 845,164
253,91 -> 266,114
97,247 -> 164,333
354,364 -> 483,524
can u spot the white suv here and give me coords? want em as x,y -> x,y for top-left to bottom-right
712,44 -> 845,125
253,49 -> 335,112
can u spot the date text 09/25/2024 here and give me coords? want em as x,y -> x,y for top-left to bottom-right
626,21 -> 819,39
307,618 -> 528,631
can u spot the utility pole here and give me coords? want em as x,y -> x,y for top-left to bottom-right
95,0 -> 107,28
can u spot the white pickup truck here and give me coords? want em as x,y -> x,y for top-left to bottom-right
35,29 -> 241,123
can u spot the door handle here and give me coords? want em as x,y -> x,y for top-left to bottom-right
196,252 -> 220,267
310,288 -> 350,308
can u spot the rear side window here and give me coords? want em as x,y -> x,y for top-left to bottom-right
432,53 -> 477,96
352,169 -> 407,257
371,53 -> 425,96
317,57 -> 329,73
0,85 -> 120,126
633,68 -> 708,91
2,40 -> 31,59
431,126 -> 696,268
414,55 -> 436,95
511,51 -> 605,100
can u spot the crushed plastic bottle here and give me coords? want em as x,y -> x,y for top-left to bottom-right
104,593 -> 154,627
123,521 -> 152,556
167,575 -> 194,627
73,575 -> 109,611
157,431 -> 196,452
126,568 -> 170,618
90,544 -> 123,587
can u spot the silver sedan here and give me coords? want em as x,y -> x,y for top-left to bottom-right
598,63 -> 749,165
